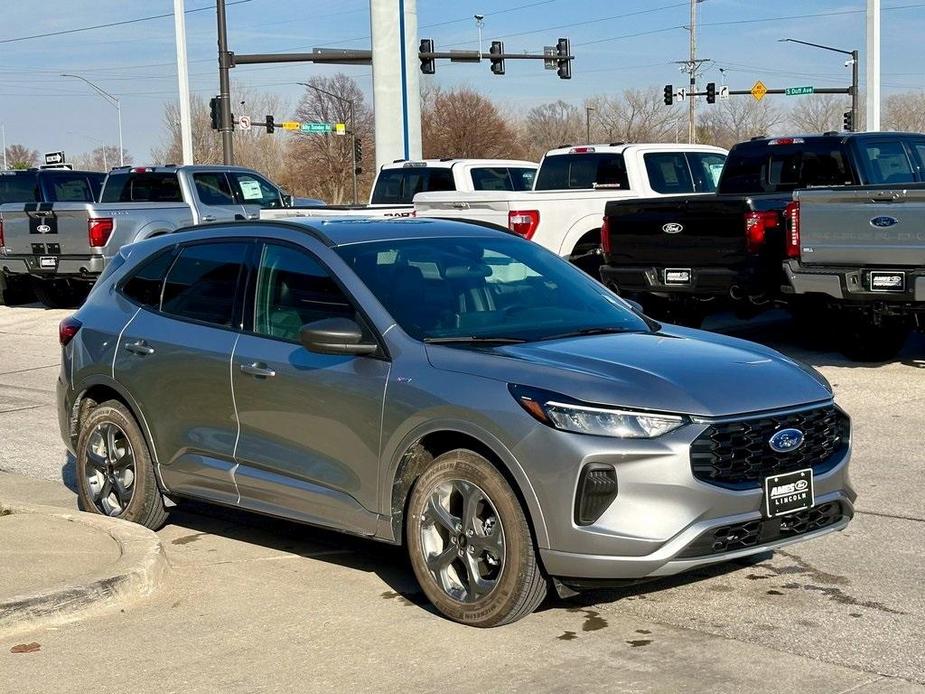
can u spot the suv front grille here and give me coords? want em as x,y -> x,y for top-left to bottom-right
677,502 -> 845,558
690,405 -> 848,488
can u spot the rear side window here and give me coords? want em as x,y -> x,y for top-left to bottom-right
534,153 -> 629,190
193,172 -> 236,206
370,167 -> 456,205
644,153 -> 695,194
858,140 -> 916,184
719,142 -> 854,194
470,167 -> 536,191
120,250 -> 177,309
0,172 -> 39,203
101,172 -> 182,203
161,242 -> 249,327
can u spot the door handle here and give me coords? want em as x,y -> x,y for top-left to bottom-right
247,213 -> 259,220
201,214 -> 216,222
124,340 -> 155,356
240,362 -> 276,378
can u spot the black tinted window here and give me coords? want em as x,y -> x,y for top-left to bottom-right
370,167 -> 457,205
471,167 -> 536,191
161,243 -> 248,326
644,153 -> 695,194
534,153 -> 629,190
858,140 -> 916,184
49,174 -> 97,202
193,172 -> 235,206
101,172 -> 182,202
121,250 -> 176,308
0,172 -> 39,203
719,141 -> 853,194
688,153 -> 726,192
253,244 -> 357,342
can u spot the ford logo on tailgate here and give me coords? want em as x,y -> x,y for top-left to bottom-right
870,215 -> 898,228
662,222 -> 684,234
769,428 -> 804,453
36,224 -> 52,233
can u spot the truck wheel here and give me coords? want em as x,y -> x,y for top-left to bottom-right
839,317 -> 910,362
569,231 -> 603,279
0,275 -> 34,306
75,400 -> 169,530
29,278 -> 89,309
406,450 -> 547,627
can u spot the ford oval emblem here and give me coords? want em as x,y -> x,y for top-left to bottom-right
769,428 -> 804,453
870,215 -> 898,228
662,222 -> 684,234
36,224 -> 51,234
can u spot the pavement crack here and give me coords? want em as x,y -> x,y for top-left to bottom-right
855,508 -> 925,524
0,363 -> 59,376
832,675 -> 886,694
0,404 -> 50,415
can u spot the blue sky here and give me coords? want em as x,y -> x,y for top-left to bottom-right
1,0 -> 923,161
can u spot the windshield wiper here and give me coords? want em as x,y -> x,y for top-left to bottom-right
538,327 -> 641,341
423,336 -> 527,345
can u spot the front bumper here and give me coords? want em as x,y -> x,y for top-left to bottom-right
783,259 -> 925,306
1,252 -> 105,279
513,402 -> 855,581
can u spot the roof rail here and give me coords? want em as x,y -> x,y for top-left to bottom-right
609,141 -> 626,146
750,135 -> 767,141
392,158 -> 406,163
823,131 -> 839,136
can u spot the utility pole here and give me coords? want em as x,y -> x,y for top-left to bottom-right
676,0 -> 708,144
174,0 -> 194,164
866,0 -> 880,130
216,0 -> 234,164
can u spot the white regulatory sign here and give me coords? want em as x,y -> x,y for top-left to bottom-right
676,88 -> 686,103
239,115 -> 252,132
719,85 -> 730,101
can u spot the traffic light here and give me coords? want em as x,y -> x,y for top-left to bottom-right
209,96 -> 220,130
265,115 -> 275,134
843,110 -> 854,132
556,37 -> 571,79
706,82 -> 716,104
419,38 -> 435,74
663,84 -> 673,106
354,139 -> 363,163
489,40 -> 505,76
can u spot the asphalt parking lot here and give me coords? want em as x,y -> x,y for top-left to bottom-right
0,302 -> 923,693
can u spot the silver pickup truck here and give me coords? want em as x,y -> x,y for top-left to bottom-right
784,185 -> 925,360
0,164 -> 291,307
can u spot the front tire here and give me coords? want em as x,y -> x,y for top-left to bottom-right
76,400 -> 169,530
406,449 -> 547,627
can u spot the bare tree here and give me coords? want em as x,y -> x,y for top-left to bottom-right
883,91 -> 925,132
280,74 -> 374,204
4,144 -> 38,169
520,101 -> 584,159
587,88 -> 684,144
698,98 -> 785,149
422,86 -> 527,160
787,94 -> 847,133
73,146 -> 132,172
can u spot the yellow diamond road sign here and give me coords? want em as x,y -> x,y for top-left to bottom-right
334,123 -> 347,135
751,80 -> 768,102
281,121 -> 300,131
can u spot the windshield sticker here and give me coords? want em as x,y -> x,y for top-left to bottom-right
239,179 -> 263,200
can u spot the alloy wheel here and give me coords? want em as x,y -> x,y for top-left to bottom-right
84,422 -> 136,516
419,479 -> 506,603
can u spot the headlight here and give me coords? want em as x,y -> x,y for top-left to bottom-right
510,385 -> 686,439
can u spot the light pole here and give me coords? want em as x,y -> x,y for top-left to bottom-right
298,82 -> 358,204
61,74 -> 124,165
474,14 -> 485,59
779,38 -> 859,131
585,106 -> 595,145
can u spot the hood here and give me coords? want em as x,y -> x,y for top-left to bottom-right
425,328 -> 831,418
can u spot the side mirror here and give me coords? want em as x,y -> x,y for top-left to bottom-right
281,193 -> 293,207
299,317 -> 378,356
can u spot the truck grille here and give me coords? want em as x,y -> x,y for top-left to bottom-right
677,502 -> 845,558
690,405 -> 848,488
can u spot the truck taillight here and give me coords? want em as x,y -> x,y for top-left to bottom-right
784,201 -> 800,258
744,211 -> 778,253
59,316 -> 82,346
88,218 -> 114,247
508,210 -> 540,239
600,216 -> 611,255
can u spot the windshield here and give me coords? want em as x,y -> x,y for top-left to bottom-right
336,235 -> 650,342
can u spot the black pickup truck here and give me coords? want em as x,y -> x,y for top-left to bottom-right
0,168 -> 104,304
599,132 -> 925,330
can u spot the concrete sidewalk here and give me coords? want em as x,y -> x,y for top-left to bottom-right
0,474 -> 167,638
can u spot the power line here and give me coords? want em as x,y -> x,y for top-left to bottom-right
0,0 -> 253,45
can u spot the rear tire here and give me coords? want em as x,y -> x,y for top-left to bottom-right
406,449 -> 547,627
75,400 -> 169,530
0,275 -> 34,305
30,277 -> 90,309
839,316 -> 910,362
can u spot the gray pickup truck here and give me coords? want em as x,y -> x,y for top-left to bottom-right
784,185 -> 925,360
0,164 -> 290,307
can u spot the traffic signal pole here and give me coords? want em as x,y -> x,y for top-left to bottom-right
216,0 -> 234,164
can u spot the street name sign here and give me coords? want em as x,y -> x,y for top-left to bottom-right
301,122 -> 333,134
784,86 -> 814,96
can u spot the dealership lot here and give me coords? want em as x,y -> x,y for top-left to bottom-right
0,303 -> 923,692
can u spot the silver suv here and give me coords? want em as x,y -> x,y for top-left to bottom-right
57,218 -> 855,627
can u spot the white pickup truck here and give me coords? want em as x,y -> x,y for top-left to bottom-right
413,143 -> 727,273
262,158 -> 537,220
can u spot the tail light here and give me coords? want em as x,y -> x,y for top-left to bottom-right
600,216 -> 611,255
743,211 -> 778,254
508,210 -> 540,239
59,316 -> 82,346
784,200 -> 800,258
88,218 -> 114,247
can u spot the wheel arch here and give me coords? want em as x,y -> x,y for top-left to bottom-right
382,423 -> 550,550
557,213 -> 605,257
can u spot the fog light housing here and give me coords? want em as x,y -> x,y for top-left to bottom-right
575,464 -> 618,526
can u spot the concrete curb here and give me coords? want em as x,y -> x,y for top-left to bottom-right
0,500 -> 168,637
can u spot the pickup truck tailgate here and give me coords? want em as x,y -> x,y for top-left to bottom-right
0,203 -> 96,255
413,191 -> 515,228
796,188 -> 925,266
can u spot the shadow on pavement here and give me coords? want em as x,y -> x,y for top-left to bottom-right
61,453 -> 78,493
